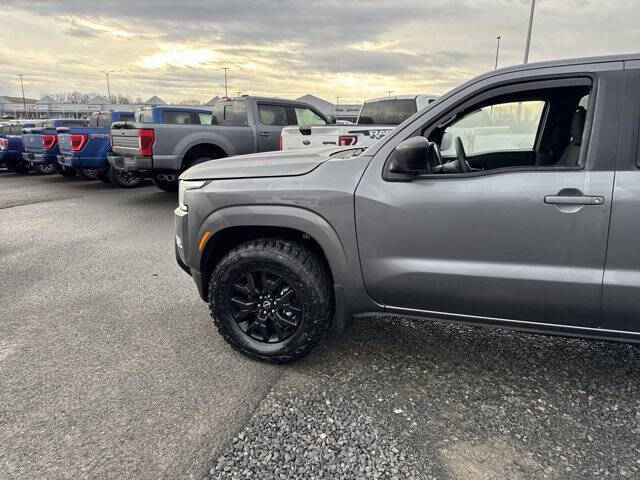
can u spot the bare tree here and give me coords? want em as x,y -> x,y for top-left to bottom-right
178,99 -> 202,105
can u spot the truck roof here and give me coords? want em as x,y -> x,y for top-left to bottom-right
492,52 -> 639,76
216,96 -> 320,108
364,94 -> 440,103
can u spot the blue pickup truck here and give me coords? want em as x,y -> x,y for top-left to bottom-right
22,118 -> 87,175
57,111 -> 142,186
0,121 -> 35,173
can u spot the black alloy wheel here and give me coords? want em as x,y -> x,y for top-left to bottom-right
228,269 -> 301,343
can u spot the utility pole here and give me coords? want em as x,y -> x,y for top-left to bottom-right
101,70 -> 114,105
235,91 -> 242,98
387,90 -> 392,97
222,67 -> 229,98
494,35 -> 502,69
523,0 -> 536,63
17,74 -> 26,118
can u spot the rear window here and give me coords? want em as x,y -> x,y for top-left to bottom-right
358,99 -> 418,125
163,110 -> 193,125
258,104 -> 289,126
60,119 -> 87,127
212,101 -> 248,126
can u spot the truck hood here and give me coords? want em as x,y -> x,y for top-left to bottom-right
181,147 -> 345,181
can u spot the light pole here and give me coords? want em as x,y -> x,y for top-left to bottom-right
101,70 -> 114,105
17,74 -> 26,118
222,67 -> 229,98
523,0 -> 536,63
495,35 -> 502,69
387,90 -> 392,97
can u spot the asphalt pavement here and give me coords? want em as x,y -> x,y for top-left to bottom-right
2,170 -> 640,480
0,171 -> 282,480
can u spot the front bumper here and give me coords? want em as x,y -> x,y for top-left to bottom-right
174,206 -> 207,300
108,154 -> 152,172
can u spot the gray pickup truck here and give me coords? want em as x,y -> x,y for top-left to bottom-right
175,53 -> 640,363
109,97 -> 328,192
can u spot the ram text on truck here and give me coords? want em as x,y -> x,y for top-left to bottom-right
280,94 -> 438,151
175,53 -> 640,363
108,98 -> 328,192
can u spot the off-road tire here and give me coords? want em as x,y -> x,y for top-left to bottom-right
152,175 -> 178,192
79,169 -> 100,180
208,238 -> 333,363
38,164 -> 57,175
108,166 -> 144,188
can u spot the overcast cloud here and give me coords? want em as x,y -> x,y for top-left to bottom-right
0,0 -> 638,103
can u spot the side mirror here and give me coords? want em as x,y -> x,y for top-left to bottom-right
390,137 -> 439,174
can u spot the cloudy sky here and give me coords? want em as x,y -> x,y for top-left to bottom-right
0,0 -> 638,103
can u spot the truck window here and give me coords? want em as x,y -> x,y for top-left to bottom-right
163,111 -> 193,125
97,114 -> 114,129
441,100 -> 546,156
60,119 -> 87,127
358,99 -> 418,125
192,112 -> 213,125
258,105 -> 289,126
421,81 -> 592,174
212,101 -> 248,126
138,110 -> 153,123
294,107 -> 326,127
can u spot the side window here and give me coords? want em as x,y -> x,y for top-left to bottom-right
212,101 -> 248,126
192,112 -> 212,125
163,111 -> 192,124
258,104 -> 289,126
441,100 -> 545,157
294,107 -> 326,126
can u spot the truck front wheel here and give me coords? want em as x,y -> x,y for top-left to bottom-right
208,238 -> 333,363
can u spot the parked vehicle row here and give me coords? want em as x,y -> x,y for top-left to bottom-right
108,97 -> 329,192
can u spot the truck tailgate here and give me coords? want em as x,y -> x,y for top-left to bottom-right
281,125 -> 343,150
111,128 -> 141,156
22,133 -> 43,153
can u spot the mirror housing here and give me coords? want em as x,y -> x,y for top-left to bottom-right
389,137 -> 440,174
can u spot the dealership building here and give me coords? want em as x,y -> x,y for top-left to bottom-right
0,94 -> 361,122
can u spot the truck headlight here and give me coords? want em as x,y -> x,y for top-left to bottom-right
178,180 -> 207,212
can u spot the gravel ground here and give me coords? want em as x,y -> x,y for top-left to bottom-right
206,315 -> 640,480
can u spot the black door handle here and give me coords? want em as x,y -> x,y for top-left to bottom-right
259,132 -> 270,137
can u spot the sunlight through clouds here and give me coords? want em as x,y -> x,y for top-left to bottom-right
141,45 -> 218,69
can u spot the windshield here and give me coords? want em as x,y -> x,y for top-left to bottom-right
357,99 -> 417,125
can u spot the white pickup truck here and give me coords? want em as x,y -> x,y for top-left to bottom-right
280,94 -> 438,150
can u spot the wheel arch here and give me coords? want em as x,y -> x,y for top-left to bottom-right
181,142 -> 227,169
195,205 -> 359,330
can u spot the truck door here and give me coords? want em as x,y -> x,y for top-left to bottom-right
355,68 -> 622,329
256,103 -> 290,151
601,61 -> 640,332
